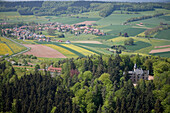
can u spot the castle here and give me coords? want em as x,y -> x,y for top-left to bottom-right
128,64 -> 149,83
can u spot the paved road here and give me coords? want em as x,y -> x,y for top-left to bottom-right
3,36 -> 30,57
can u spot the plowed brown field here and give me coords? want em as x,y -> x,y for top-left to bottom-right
23,44 -> 66,58
154,45 -> 170,48
149,48 -> 170,53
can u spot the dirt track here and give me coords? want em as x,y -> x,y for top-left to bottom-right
23,44 -> 66,58
149,48 -> 170,53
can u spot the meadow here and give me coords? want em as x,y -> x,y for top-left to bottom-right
155,29 -> 170,40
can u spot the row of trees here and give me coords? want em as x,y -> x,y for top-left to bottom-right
0,54 -> 170,112
124,13 -> 164,24
138,25 -> 170,38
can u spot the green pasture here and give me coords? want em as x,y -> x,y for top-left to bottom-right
94,35 -> 117,40
95,14 -> 143,26
155,29 -> 170,40
125,41 -> 152,51
50,17 -> 100,24
63,34 -> 97,41
130,15 -> 170,27
72,11 -> 101,18
102,25 -> 131,35
122,28 -> 146,36
0,11 -> 100,24
139,9 -> 170,15
74,43 -> 110,48
109,36 -> 170,54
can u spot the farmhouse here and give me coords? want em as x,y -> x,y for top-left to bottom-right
47,65 -> 62,73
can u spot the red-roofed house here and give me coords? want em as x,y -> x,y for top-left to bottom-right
47,65 -> 62,73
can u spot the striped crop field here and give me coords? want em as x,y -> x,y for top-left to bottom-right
61,44 -> 97,56
44,44 -> 78,58
75,44 -> 113,55
0,37 -> 26,54
0,42 -> 13,55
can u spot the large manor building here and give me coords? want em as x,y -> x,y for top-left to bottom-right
128,64 -> 149,83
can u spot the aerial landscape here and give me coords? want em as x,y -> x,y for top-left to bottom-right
0,0 -> 170,113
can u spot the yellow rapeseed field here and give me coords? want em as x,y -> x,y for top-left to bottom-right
0,37 -> 26,53
61,44 -> 96,56
0,43 -> 13,55
44,44 -> 78,58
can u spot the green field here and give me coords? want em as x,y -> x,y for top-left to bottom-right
125,41 -> 152,51
94,35 -> 117,40
130,15 -> 170,27
0,12 -> 100,24
122,28 -> 146,36
155,29 -> 170,40
95,14 -> 143,26
102,25 -> 131,35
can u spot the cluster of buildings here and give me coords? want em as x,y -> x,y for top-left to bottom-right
1,22 -> 106,42
55,23 -> 106,36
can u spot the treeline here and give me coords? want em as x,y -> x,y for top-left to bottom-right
124,13 -> 165,24
0,54 -> 170,113
138,25 -> 170,38
0,1 -> 170,17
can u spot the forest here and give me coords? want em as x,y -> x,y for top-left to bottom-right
0,1 -> 170,17
0,54 -> 169,113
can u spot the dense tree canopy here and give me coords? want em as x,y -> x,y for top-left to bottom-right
0,54 -> 169,113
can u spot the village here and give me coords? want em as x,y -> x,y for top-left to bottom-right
1,22 -> 106,43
